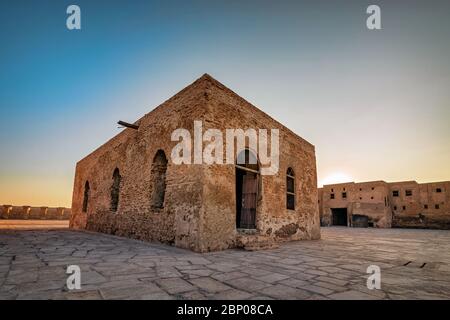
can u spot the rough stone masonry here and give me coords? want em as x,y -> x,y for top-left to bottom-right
70,74 -> 321,252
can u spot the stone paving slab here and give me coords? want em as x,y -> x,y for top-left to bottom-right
0,226 -> 450,299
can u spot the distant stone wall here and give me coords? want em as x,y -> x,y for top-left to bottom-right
0,205 -> 71,220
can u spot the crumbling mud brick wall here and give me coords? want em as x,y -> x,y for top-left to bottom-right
318,180 -> 449,229
390,181 -> 450,229
319,181 -> 392,228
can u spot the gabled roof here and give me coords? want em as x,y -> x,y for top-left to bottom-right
79,73 -> 314,163
170,73 -> 314,148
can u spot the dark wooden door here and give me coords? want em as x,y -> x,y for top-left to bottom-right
332,208 -> 348,226
240,174 -> 257,229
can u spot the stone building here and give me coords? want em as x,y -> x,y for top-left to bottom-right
318,180 -> 450,229
70,74 -> 321,252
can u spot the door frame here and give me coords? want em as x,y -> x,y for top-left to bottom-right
236,166 -> 259,230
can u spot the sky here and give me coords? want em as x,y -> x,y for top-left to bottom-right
0,0 -> 449,207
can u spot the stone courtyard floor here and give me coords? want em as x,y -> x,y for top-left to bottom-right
0,225 -> 449,300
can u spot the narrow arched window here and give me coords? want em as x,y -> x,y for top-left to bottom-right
82,181 -> 90,213
110,168 -> 121,212
286,167 -> 295,210
151,150 -> 168,209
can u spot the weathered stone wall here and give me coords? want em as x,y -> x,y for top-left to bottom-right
320,182 -> 354,226
70,74 -> 320,252
390,181 -> 450,229
389,181 -> 422,223
353,181 -> 391,228
198,80 -> 320,251
70,76 -> 211,251
0,205 -> 71,220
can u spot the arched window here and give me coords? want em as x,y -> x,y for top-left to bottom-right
151,150 -> 168,209
82,181 -> 90,213
236,149 -> 259,172
110,168 -> 121,212
286,167 -> 295,210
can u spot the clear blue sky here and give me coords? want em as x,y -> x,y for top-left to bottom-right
1,0 -> 449,206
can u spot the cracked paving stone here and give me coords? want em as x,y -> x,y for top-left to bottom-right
328,290 -> 380,300
154,278 -> 196,294
252,273 -> 290,284
188,277 -> 231,293
258,284 -> 312,300
224,277 -> 271,292
208,289 -> 254,300
211,271 -> 248,282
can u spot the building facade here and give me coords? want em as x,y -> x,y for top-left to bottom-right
319,180 -> 450,229
70,74 -> 321,252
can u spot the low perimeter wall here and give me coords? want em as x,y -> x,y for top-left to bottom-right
1,205 -> 71,220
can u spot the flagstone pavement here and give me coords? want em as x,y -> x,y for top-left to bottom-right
0,225 -> 449,300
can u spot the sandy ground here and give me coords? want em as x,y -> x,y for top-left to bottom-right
0,220 -> 69,230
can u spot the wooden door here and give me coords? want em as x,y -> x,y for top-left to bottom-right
240,174 -> 257,229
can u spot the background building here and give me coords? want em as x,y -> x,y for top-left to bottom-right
319,180 -> 450,229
